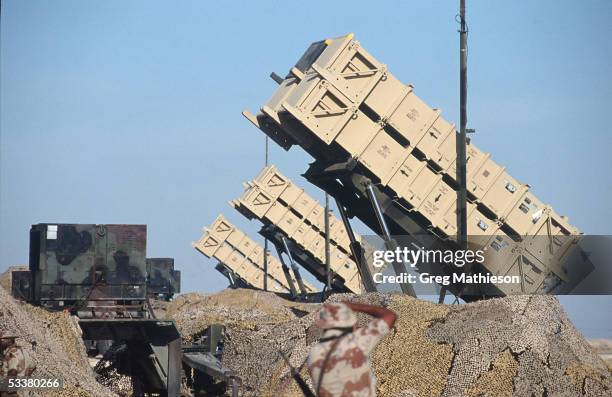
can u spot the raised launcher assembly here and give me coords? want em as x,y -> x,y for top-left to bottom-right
243,33 -> 594,300
193,214 -> 318,298
146,257 -> 181,301
231,164 -> 378,294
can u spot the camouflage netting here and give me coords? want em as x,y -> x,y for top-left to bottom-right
167,289 -> 611,397
0,287 -> 116,397
426,295 -> 611,397
94,364 -> 133,397
1,281 -> 609,397
0,270 -> 9,292
589,339 -> 612,372
165,289 -> 305,341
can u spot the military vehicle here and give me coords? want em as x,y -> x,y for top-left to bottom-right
15,223 -> 148,316
10,269 -> 32,302
146,258 -> 181,301
11,223 -> 240,397
243,34 -> 595,300
14,224 -> 182,308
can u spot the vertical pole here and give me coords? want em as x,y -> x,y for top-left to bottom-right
441,0 -> 470,304
458,0 -> 468,253
263,136 -> 269,291
324,193 -> 332,291
451,0 -> 470,302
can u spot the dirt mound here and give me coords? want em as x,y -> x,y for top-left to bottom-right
171,289 -> 611,397
0,287 -> 116,397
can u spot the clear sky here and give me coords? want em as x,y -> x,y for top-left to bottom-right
1,1 -> 611,337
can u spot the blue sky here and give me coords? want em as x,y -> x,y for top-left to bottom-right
1,1 -> 611,336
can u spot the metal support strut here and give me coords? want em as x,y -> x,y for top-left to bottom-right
438,288 -> 447,304
274,244 -> 298,300
263,240 -> 269,292
324,194 -> 332,292
336,199 -> 377,293
263,131 -> 270,292
365,183 -> 416,297
226,267 -> 236,288
281,237 -> 308,299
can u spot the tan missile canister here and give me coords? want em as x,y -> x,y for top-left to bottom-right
480,170 -> 529,220
193,214 -> 317,293
233,166 -> 365,293
388,154 -> 440,209
245,34 -> 586,298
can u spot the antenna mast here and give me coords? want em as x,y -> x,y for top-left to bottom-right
458,0 -> 468,252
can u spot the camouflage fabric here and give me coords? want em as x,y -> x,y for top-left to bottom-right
308,318 -> 390,397
316,303 -> 357,329
1,343 -> 35,377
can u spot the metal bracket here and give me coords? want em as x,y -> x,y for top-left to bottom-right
289,67 -> 304,81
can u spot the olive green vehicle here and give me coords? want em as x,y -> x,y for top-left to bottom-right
14,224 -> 183,310
146,257 -> 181,301
11,223 -> 238,397
25,223 -> 147,313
